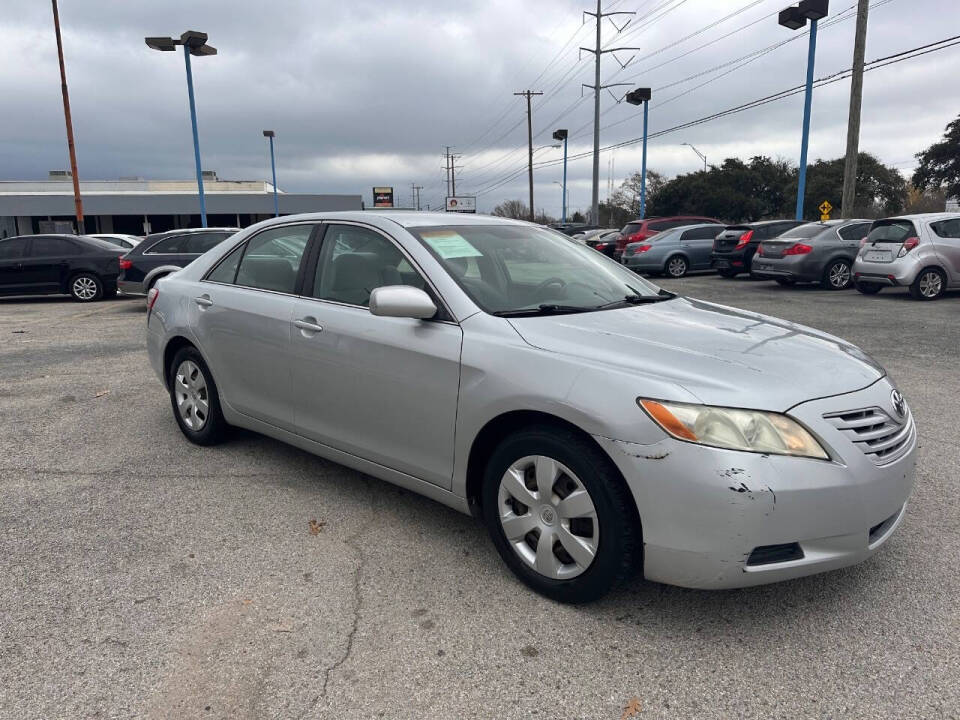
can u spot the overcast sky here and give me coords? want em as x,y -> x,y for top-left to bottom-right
1,0 -> 958,216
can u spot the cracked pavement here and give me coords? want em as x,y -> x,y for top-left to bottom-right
0,276 -> 958,719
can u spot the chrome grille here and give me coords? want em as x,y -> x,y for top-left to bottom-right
823,406 -> 914,465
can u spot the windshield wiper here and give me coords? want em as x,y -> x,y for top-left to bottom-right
493,304 -> 594,317
594,291 -> 675,309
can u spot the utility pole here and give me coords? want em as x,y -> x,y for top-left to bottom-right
443,146 -> 461,200
411,183 -> 423,211
444,147 -> 451,198
841,0 -> 869,217
581,2 -> 642,225
51,0 -> 83,230
514,90 -> 543,222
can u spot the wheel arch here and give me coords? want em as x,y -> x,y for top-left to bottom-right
662,251 -> 691,272
464,409 -> 630,519
144,265 -> 183,291
64,267 -> 102,291
162,335 -> 200,390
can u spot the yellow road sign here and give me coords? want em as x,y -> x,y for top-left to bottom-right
821,213 -> 830,222
819,200 -> 833,215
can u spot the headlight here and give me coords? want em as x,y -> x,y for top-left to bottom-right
638,398 -> 829,460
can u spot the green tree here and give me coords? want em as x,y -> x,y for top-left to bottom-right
802,153 -> 905,219
912,114 -> 960,200
570,210 -> 586,223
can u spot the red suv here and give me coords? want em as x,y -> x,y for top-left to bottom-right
610,216 -> 723,261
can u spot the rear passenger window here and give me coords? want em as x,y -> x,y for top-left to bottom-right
838,223 -> 871,241
234,225 -> 313,294
30,237 -> 76,257
185,232 -> 230,254
930,219 -> 960,238
146,235 -> 188,254
206,243 -> 246,284
312,225 -> 426,307
684,226 -> 720,240
0,238 -> 28,259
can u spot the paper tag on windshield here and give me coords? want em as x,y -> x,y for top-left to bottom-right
421,230 -> 483,259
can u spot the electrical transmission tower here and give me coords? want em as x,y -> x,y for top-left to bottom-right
411,183 -> 423,211
582,1 -> 643,224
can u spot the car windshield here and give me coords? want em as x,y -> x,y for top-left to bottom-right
410,224 -> 667,316
866,219 -> 916,243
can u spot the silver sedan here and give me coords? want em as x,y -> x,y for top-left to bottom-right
145,212 -> 916,602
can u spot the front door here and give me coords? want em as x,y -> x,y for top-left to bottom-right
289,222 -> 462,488
193,223 -> 317,429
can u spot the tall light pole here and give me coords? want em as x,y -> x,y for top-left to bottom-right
145,31 -> 217,227
625,88 -> 652,219
51,0 -> 83,231
553,129 -> 569,223
682,142 -> 707,172
553,182 -> 569,219
263,130 -> 279,217
779,0 -> 829,221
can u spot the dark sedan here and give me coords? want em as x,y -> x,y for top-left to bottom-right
710,219 -> 808,277
118,227 -> 239,295
0,234 -> 124,301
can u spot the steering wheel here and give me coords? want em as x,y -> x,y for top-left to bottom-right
534,277 -> 567,294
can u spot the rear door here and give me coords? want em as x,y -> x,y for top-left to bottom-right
681,226 -> 721,268
0,237 -> 29,294
194,223 -> 317,429
928,217 -> 960,283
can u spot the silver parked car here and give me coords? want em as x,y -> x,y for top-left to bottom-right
146,212 -> 916,602
751,219 -> 872,289
621,223 -> 722,277
854,213 -> 960,299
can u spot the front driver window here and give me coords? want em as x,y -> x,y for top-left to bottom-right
312,225 -> 426,307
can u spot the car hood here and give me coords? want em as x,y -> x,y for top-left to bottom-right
507,296 -> 884,412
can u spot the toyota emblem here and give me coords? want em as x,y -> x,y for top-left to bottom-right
891,390 -> 907,418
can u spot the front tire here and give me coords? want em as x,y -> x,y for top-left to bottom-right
909,268 -> 946,300
481,425 -> 641,603
664,255 -> 688,278
168,346 -> 228,446
822,259 -> 853,290
69,273 -> 103,302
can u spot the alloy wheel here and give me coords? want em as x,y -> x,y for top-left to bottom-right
829,261 -> 851,289
918,270 -> 943,298
497,455 -> 599,580
72,276 -> 98,300
174,360 -> 209,431
667,257 -> 687,278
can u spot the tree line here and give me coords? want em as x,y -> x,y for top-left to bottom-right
491,113 -> 959,226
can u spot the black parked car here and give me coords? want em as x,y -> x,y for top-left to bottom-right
710,219 -> 808,277
118,227 -> 239,295
0,234 -> 124,302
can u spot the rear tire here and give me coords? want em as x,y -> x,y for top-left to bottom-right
909,268 -> 946,300
168,346 -> 228,446
855,281 -> 882,295
664,255 -> 688,278
717,268 -> 739,278
822,259 -> 853,290
481,425 -> 641,603
69,273 -> 103,302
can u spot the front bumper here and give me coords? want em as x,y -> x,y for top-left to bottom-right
594,378 -> 916,589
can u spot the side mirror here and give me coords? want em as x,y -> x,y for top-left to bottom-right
369,285 -> 437,320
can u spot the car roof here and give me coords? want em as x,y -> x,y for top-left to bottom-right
882,212 -> 960,221
250,211 -> 535,230
148,227 -> 240,238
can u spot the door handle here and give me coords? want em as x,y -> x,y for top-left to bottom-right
294,318 -> 324,333
194,295 -> 213,308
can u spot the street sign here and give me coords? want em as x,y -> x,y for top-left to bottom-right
373,187 -> 394,207
819,200 -> 832,219
445,196 -> 477,213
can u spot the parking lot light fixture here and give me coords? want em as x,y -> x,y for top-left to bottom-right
552,129 -> 569,223
682,142 -> 707,173
625,88 -> 652,219
263,130 -> 279,217
145,30 -> 217,228
778,0 -> 828,221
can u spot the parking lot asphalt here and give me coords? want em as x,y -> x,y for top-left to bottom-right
1,276 -> 957,720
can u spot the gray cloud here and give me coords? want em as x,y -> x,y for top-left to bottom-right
1,0 -> 957,216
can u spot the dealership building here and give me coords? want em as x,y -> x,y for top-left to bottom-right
0,171 -> 362,238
